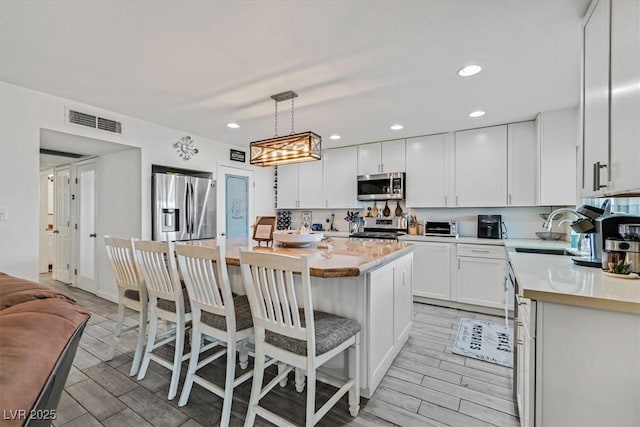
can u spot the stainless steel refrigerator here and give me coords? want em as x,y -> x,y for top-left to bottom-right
152,172 -> 216,241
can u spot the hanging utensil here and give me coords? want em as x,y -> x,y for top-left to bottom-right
395,201 -> 403,217
372,202 -> 379,217
383,201 -> 391,217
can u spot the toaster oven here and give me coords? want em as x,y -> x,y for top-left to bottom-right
423,220 -> 458,237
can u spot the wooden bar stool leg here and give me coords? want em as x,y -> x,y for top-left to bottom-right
305,367 -> 316,427
137,305 -> 158,381
244,330 -> 265,427
278,362 -> 289,387
129,304 -> 148,376
221,340 -> 237,426
168,314 -> 186,400
107,298 -> 126,361
348,333 -> 360,417
178,311 -> 202,407
295,368 -> 306,393
238,340 -> 249,370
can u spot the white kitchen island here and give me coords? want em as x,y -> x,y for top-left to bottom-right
189,238 -> 414,398
509,251 -> 640,427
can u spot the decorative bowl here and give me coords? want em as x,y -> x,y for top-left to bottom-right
535,231 -> 567,241
273,231 -> 324,247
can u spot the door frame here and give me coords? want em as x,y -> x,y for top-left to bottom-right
216,165 -> 254,238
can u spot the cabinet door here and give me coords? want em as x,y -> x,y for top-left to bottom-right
507,121 -> 536,206
582,0 -> 610,197
609,0 -> 640,194
393,253 -> 413,344
456,256 -> 505,309
537,108 -> 578,205
298,160 -> 323,208
454,125 -> 507,207
381,139 -> 406,173
276,164 -> 299,209
368,263 -> 395,386
357,142 -> 382,175
324,146 -> 359,208
405,134 -> 449,207
412,241 -> 451,300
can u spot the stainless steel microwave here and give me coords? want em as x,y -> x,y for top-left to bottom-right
357,172 -> 405,201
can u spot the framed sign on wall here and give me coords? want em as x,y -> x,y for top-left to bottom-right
230,149 -> 246,163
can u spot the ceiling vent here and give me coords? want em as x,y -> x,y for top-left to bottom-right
67,109 -> 122,134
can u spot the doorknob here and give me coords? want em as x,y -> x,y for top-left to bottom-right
89,233 -> 97,238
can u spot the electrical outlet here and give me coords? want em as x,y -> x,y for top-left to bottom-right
0,208 -> 6,221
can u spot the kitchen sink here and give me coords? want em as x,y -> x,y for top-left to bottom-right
514,247 -> 572,256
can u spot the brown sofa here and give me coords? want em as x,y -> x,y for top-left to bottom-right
0,272 -> 90,427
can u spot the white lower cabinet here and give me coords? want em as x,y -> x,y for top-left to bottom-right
513,297 -> 640,427
456,244 -> 506,309
515,294 -> 535,427
368,253 -> 413,390
412,241 -> 453,300
393,254 -> 413,344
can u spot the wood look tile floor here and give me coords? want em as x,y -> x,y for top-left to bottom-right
41,274 -> 519,427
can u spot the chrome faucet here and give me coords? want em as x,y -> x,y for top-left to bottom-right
542,208 -> 583,231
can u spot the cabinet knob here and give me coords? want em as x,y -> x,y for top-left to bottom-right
52,230 -> 59,234
89,233 -> 97,238
517,339 -> 524,346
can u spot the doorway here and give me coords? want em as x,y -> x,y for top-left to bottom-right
217,166 -> 254,238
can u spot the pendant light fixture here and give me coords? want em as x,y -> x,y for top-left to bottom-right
249,90 -> 321,167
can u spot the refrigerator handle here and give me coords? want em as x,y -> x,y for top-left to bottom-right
189,182 -> 195,235
185,182 -> 191,235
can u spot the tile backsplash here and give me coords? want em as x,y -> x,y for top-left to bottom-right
279,204 -> 574,239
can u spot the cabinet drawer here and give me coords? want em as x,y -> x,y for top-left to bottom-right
457,244 -> 506,259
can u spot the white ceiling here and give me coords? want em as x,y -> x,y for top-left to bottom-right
1,1 -> 590,149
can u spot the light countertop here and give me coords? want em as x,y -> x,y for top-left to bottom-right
185,238 -> 413,278
400,235 -> 572,251
509,252 -> 640,314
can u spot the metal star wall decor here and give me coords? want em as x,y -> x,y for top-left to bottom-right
174,136 -> 199,160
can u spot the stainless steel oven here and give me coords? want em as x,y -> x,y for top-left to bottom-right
357,172 -> 405,201
349,217 -> 407,240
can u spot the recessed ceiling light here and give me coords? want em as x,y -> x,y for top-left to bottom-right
390,124 -> 404,130
226,122 -> 240,129
329,134 -> 341,140
469,110 -> 486,118
458,65 -> 482,77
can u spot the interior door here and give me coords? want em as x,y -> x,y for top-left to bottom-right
217,166 -> 253,239
53,166 -> 71,283
76,161 -> 98,293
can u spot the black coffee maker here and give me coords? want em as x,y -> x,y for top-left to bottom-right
477,215 -> 502,239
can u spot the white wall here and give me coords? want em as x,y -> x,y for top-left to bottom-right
0,81 -> 274,283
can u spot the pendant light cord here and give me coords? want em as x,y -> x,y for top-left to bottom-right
291,96 -> 295,135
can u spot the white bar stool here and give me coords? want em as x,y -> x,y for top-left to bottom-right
104,236 -> 148,376
239,251 -> 361,427
175,243 -> 255,426
133,239 -> 191,400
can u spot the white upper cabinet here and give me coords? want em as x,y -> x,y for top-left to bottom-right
357,139 -> 405,175
298,160 -> 324,208
609,0 -> 640,194
276,160 -> 323,209
276,164 -> 299,209
581,0 -> 640,197
405,134 -> 450,207
536,108 -> 578,206
581,0 -> 611,197
324,146 -> 359,208
507,121 -> 536,206
454,125 -> 508,207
